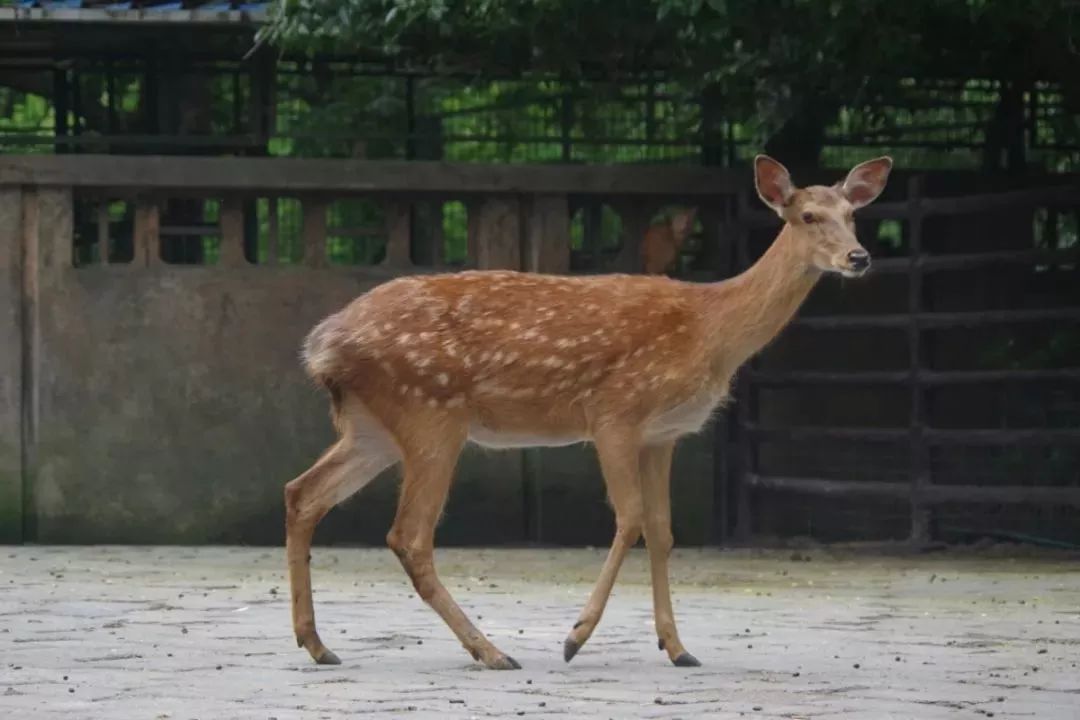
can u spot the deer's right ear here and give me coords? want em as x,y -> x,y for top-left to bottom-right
671,207 -> 697,235
754,155 -> 794,215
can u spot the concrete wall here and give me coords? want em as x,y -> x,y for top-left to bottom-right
0,179 -> 715,546
0,189 -> 22,542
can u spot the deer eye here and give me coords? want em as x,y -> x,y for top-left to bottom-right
801,211 -> 816,224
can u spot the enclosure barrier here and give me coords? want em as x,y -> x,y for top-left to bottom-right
0,155 -> 729,545
0,155 -> 1077,545
728,179 -> 1080,542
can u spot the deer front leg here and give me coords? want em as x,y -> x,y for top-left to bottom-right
388,428 -> 520,670
640,441 -> 700,667
563,426 -> 645,662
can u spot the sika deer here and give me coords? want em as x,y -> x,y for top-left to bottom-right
285,154 -> 893,670
642,207 -> 697,275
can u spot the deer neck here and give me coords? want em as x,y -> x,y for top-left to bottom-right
701,224 -> 821,372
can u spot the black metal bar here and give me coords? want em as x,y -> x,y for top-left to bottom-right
921,484 -> 1080,508
792,307 -> 1080,330
645,79 -> 656,144
251,47 -> 272,149
907,176 -> 931,543
747,425 -> 909,442
560,86 -> 574,163
746,474 -> 1080,508
924,428 -> 1080,446
922,368 -> 1080,384
749,370 -> 912,385
404,75 -> 416,160
746,424 -> 1080,446
159,224 -> 220,236
232,66 -> 242,135
71,63 -> 83,152
869,248 -> 1080,274
747,475 -> 911,500
749,368 -> 1080,387
52,66 -> 69,155
325,225 -> 385,237
105,60 -> 117,138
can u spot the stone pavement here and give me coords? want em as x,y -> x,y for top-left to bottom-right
1,545 -> 1078,719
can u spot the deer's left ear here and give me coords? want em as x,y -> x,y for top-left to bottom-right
841,157 -> 893,208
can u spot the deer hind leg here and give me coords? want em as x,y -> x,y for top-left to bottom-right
285,402 -> 397,665
563,426 -> 644,663
386,418 -> 520,670
640,441 -> 699,667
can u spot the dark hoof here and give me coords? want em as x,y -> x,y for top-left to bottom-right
492,654 -> 522,670
563,638 -> 580,663
673,652 -> 701,668
315,648 -> 342,665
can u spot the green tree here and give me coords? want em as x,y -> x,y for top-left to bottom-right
260,0 -> 1080,167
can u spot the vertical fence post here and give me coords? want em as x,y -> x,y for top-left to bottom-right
613,201 -> 650,274
523,194 -> 570,275
302,197 -> 327,268
907,176 -> 931,543
96,203 -> 110,265
404,75 -> 417,161
472,197 -> 521,270
218,197 -> 246,267
560,89 -> 573,162
133,198 -> 160,267
383,200 -> 414,268
266,196 -> 279,264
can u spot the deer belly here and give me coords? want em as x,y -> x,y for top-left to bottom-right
467,425 -> 586,449
645,392 -> 720,442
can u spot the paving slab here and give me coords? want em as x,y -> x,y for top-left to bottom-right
1,545 -> 1078,719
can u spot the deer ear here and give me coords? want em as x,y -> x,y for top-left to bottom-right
671,207 -> 697,234
754,155 -> 794,214
842,156 -> 893,208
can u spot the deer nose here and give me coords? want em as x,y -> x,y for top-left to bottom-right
847,249 -> 870,271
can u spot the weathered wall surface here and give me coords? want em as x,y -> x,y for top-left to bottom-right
0,189 -> 22,542
0,182 -> 713,546
30,261 -> 537,544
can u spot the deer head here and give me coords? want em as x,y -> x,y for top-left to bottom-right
753,154 -> 893,278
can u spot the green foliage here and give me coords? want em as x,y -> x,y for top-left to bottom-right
0,87 -> 55,153
260,0 -> 1080,140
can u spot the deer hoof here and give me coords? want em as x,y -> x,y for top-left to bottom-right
488,654 -> 522,670
314,648 -> 342,665
672,652 -> 701,668
563,638 -> 581,663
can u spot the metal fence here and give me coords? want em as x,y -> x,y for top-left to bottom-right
720,178 -> 1080,543
1,45 -> 1079,171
